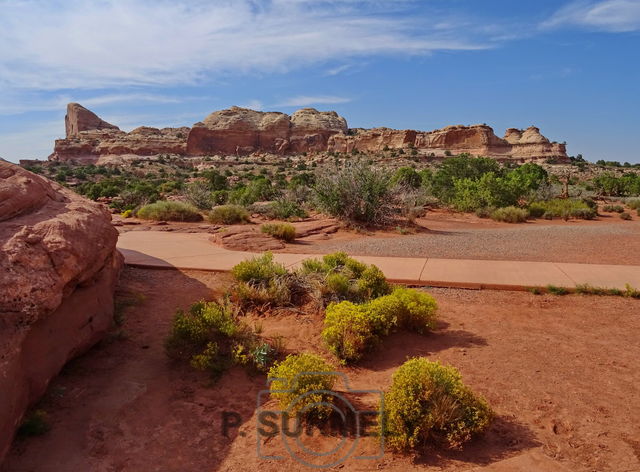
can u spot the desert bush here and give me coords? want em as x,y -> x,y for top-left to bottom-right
184,180 -> 215,210
322,288 -> 438,362
208,205 -> 250,224
313,161 -> 397,226
300,252 -> 391,304
490,206 -> 528,223
527,199 -> 596,220
474,207 -> 495,219
267,199 -> 308,220
165,300 -> 275,377
620,212 -> 632,220
137,201 -> 203,222
381,358 -> 493,450
268,353 -> 337,420
392,167 -> 422,189
232,252 -> 287,284
528,202 -> 546,218
229,177 -> 279,206
261,223 -> 296,242
603,204 -> 624,213
627,199 -> 640,210
322,301 -> 378,363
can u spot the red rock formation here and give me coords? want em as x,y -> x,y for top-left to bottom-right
65,102 -> 120,137
48,103 -> 568,162
327,124 -> 567,161
0,160 -> 122,461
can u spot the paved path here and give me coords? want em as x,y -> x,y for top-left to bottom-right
117,231 -> 640,291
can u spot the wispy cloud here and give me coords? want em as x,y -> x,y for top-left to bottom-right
0,0 -> 491,93
0,92 -> 184,115
542,0 -> 640,32
276,95 -> 352,107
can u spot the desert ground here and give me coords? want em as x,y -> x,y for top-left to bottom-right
115,208 -> 640,266
4,267 -> 639,472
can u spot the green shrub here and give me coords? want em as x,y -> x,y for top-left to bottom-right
627,199 -> 640,210
300,252 -> 391,304
381,358 -> 493,450
603,204 -> 624,213
322,288 -> 438,363
490,206 -> 528,223
232,252 -> 286,284
137,201 -> 203,222
620,212 -> 632,220
547,285 -> 569,295
165,300 -> 276,376
322,301 -> 378,362
184,180 -> 215,210
527,199 -> 596,220
261,223 -> 296,242
229,178 -> 279,206
120,209 -> 133,218
268,353 -> 337,420
208,205 -> 250,224
313,161 -> 397,226
528,202 -> 546,218
474,207 -> 494,219
267,199 -> 308,220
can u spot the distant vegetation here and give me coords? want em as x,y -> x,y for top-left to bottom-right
26,152 -> 640,227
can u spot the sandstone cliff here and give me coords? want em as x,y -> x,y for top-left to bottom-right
0,160 -> 122,461
49,103 -> 568,162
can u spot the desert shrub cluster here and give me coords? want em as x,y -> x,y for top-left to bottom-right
381,358 -> 493,450
267,353 -> 337,420
322,288 -> 438,362
137,201 -> 203,222
261,223 -> 296,242
208,204 -> 250,224
490,206 -> 529,223
165,300 -> 280,377
528,198 -> 597,220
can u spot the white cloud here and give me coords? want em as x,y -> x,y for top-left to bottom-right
0,93 -> 183,115
0,0 -> 490,93
276,95 -> 352,107
542,0 -> 640,32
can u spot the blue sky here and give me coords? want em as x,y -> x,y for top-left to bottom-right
1,0 -> 639,163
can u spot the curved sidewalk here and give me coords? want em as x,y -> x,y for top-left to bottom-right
117,231 -> 640,291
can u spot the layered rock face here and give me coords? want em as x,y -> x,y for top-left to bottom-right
51,104 -> 189,162
186,106 -> 347,155
0,160 -> 122,460
328,124 -> 567,161
49,103 -> 567,162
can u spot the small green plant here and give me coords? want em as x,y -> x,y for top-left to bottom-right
17,409 -> 51,437
268,353 -> 337,420
120,209 -> 133,218
490,206 -> 528,223
232,252 -> 287,284
261,223 -> 296,242
546,285 -> 569,295
208,205 -> 250,224
165,300 -> 276,377
626,199 -> 640,210
267,200 -> 308,220
137,201 -> 202,222
381,358 -> 493,450
528,199 -> 596,220
300,252 -> 391,304
620,212 -> 632,220
603,204 -> 624,213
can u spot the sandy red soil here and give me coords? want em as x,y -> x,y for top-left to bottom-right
3,268 -> 639,471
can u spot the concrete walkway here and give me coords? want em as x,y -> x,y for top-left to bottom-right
117,231 -> 640,291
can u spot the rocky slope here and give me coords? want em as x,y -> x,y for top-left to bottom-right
49,103 -> 568,162
0,159 -> 122,461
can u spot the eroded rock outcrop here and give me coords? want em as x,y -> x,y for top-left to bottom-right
0,160 -> 122,460
48,103 -> 568,162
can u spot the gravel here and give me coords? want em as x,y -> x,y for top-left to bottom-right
297,222 -> 640,265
